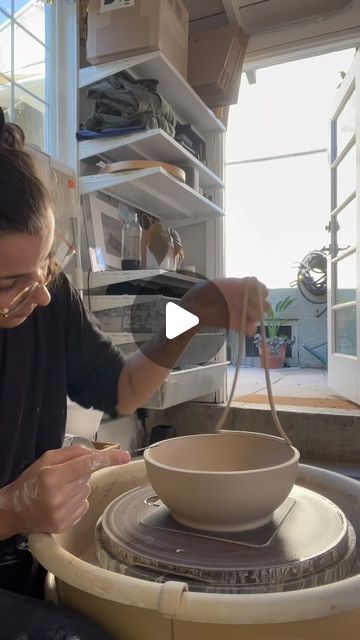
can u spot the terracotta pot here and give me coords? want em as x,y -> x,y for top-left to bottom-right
259,342 -> 286,368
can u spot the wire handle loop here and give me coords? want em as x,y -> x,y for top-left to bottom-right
214,281 -> 249,432
215,281 -> 293,448
257,288 -> 293,447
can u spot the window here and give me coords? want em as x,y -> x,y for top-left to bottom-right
0,0 -> 48,151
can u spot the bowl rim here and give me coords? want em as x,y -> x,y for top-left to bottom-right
144,431 -> 300,475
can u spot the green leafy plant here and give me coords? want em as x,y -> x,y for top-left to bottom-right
263,295 -> 296,340
253,295 -> 296,355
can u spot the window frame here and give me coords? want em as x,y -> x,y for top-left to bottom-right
47,0 -> 78,169
0,0 -> 58,154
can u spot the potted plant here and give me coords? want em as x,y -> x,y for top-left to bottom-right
253,295 -> 296,368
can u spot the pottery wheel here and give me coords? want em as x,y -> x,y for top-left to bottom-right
95,484 -> 357,594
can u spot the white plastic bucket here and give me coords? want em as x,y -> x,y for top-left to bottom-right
29,461 -> 360,640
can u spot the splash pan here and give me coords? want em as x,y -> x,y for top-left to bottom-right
96,483 -> 356,594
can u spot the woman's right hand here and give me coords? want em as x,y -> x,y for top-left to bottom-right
0,446 -> 130,536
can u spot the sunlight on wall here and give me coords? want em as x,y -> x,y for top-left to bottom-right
226,48 -> 356,287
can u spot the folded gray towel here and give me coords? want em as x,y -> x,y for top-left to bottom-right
84,72 -> 177,137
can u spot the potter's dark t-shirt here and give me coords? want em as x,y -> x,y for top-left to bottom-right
0,274 -> 124,559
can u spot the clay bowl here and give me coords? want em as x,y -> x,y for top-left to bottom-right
144,432 -> 300,532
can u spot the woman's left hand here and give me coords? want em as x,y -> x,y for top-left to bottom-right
181,276 -> 270,336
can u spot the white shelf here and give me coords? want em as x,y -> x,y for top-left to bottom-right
143,362 -> 228,409
88,294 -> 169,311
79,50 -> 224,136
79,129 -> 224,191
104,332 -> 151,345
104,331 -> 225,369
87,269 -> 201,290
80,167 -> 224,220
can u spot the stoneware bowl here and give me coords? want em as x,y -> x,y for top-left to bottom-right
144,431 -> 300,532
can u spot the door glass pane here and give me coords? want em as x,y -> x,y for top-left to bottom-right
335,252 -> 357,303
0,2 -> 11,14
14,25 -> 45,87
16,2 -> 45,44
335,197 -> 357,256
14,87 -> 46,150
0,7 -> 10,27
14,0 -> 27,11
0,73 -> 10,113
336,89 -> 356,156
16,61 -> 45,100
0,18 -> 11,76
336,142 -> 356,207
335,307 -> 356,356
14,0 -> 35,10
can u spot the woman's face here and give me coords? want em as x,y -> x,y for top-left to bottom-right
0,216 -> 55,330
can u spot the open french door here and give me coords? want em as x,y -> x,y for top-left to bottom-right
328,50 -> 359,403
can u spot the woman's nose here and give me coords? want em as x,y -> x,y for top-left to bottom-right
33,283 -> 51,307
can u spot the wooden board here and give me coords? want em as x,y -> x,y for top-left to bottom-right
99,159 -> 186,183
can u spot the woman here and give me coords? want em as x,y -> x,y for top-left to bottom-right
0,110 -> 269,636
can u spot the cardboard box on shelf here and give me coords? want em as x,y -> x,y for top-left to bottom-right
87,0 -> 189,79
213,106 -> 230,130
188,24 -> 248,108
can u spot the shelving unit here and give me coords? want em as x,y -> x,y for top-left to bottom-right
77,40 -> 227,409
87,313 -> 228,410
87,269 -> 201,291
79,50 -> 225,136
80,168 -> 223,220
104,332 -> 152,346
79,128 -> 224,191
88,294 -> 173,311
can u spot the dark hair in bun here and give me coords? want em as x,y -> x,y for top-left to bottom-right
0,105 -> 52,235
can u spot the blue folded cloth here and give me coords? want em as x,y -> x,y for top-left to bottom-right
76,125 -> 147,140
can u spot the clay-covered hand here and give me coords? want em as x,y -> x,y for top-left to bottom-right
0,446 -> 130,535
181,276 -> 270,336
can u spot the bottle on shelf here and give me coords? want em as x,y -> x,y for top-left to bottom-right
121,210 -> 142,270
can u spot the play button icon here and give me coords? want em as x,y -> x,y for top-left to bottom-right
165,302 -> 199,340
105,270 -> 228,368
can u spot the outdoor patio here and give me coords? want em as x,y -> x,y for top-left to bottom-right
228,366 -> 360,413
